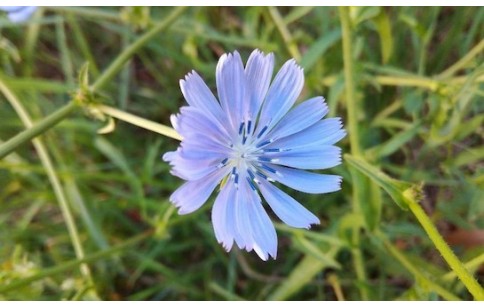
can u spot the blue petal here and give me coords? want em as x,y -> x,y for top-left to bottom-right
269,118 -> 346,150
256,59 -> 304,137
266,144 -> 342,170
179,138 -> 230,160
260,164 -> 342,194
216,51 -> 247,133
2,6 -> 36,23
176,106 -> 231,143
234,180 -> 255,251
179,71 -> 227,128
266,96 -> 328,141
0,6 -> 23,11
242,181 -> 277,260
245,50 -> 274,120
170,168 -> 226,215
163,149 -> 220,181
212,181 -> 236,251
258,180 -> 320,229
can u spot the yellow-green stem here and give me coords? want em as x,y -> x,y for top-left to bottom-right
339,7 -> 368,300
439,39 -> 484,79
268,7 -> 301,61
97,105 -> 182,140
406,197 -> 484,300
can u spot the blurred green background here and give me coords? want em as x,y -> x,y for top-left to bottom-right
0,7 -> 483,300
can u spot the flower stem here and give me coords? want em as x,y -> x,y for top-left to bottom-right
339,7 -> 369,300
97,105 -> 182,140
91,6 -> 187,93
0,98 -> 78,159
405,196 -> 484,300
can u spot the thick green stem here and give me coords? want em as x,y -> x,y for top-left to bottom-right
0,100 -> 77,160
97,105 -> 181,140
406,197 -> 484,300
91,6 -> 187,92
339,7 -> 368,300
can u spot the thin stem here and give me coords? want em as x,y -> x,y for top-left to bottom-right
339,7 -> 361,156
0,80 -> 97,297
0,230 -> 152,294
91,7 -> 187,92
46,6 -> 122,23
0,8 -> 186,158
374,75 -> 439,91
406,197 -> 484,300
439,39 -> 484,79
0,99 -> 78,160
267,7 -> 301,61
339,7 -> 368,300
97,105 -> 182,140
328,274 -> 345,301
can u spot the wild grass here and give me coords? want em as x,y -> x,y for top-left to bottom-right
0,7 -> 483,300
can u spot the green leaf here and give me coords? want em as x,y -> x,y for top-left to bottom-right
373,10 -> 393,64
367,121 -> 422,159
292,234 -> 341,269
344,154 -> 422,210
268,249 -> 339,300
300,29 -> 341,70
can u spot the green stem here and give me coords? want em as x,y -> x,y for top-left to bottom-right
268,7 -> 301,61
91,6 -> 187,92
46,6 -> 122,22
97,105 -> 181,140
406,197 -> 484,300
0,230 -> 152,294
339,7 -> 368,300
442,253 -> 484,282
0,100 -> 78,160
439,39 -> 484,79
339,7 -> 361,156
0,80 -> 98,298
0,8 -> 186,158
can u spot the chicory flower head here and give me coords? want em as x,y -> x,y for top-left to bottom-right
164,49 -> 346,260
0,6 -> 37,23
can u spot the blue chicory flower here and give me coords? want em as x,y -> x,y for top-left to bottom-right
0,6 -> 37,23
164,49 -> 346,260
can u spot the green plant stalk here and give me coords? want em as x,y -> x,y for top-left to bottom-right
91,6 -> 187,92
0,8 -> 186,158
267,7 -> 301,61
377,232 -> 461,301
405,196 -> 484,300
0,230 -> 152,294
339,7 -> 368,300
0,80 -> 98,298
442,253 -> 484,282
97,105 -> 182,140
439,39 -> 484,78
0,100 -> 78,159
46,6 -> 122,22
